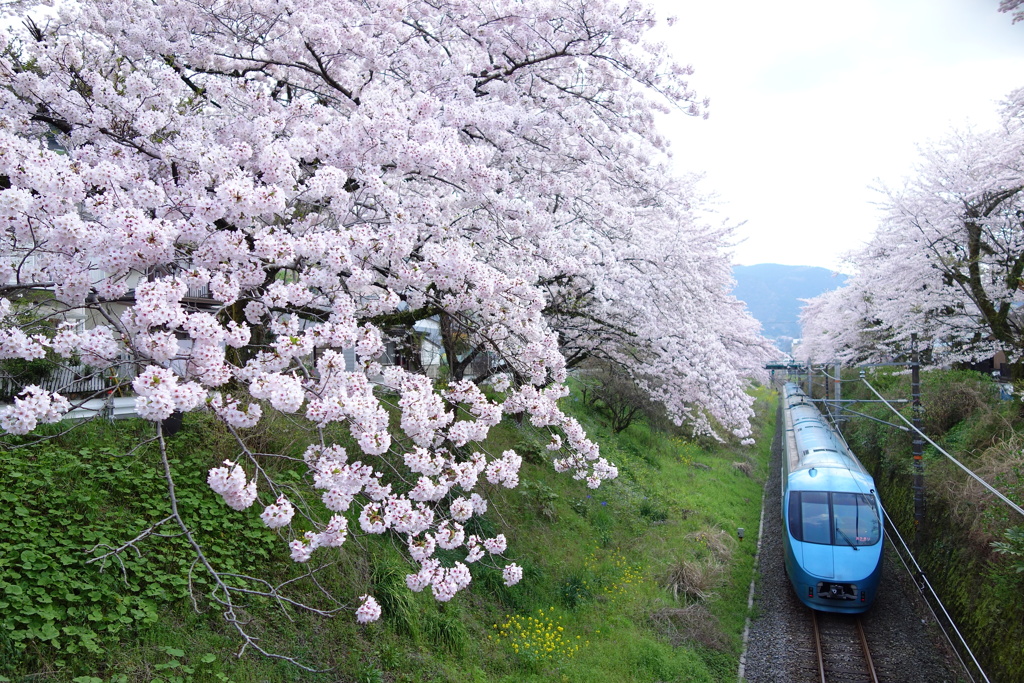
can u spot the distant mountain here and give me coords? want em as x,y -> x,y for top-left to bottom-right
732,264 -> 847,351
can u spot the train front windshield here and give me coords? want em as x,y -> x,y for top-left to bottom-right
788,491 -> 881,547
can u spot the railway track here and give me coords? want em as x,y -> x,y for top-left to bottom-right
742,399 -> 963,683
804,610 -> 879,683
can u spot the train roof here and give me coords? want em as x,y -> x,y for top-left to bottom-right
782,382 -> 873,484
788,463 -> 876,494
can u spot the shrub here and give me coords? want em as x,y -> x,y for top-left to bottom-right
685,528 -> 736,564
732,461 -> 755,478
576,360 -> 652,434
922,370 -> 990,435
933,438 -> 1024,550
649,605 -> 729,651
662,558 -> 723,602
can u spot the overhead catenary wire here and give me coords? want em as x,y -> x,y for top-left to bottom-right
861,376 -> 1024,519
817,365 -> 846,382
839,407 -> 911,432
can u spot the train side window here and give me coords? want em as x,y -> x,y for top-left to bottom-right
789,491 -> 831,544
788,493 -> 802,541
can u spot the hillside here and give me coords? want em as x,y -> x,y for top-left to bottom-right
0,385 -> 776,682
732,264 -> 847,350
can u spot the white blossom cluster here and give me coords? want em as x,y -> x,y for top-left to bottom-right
0,386 -> 71,435
355,594 -> 381,624
207,460 -> 258,512
132,367 -> 206,422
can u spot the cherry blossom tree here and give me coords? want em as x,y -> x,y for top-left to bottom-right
799,89 -> 1024,370
0,0 -> 767,665
1001,0 -> 1024,23
539,170 -> 771,438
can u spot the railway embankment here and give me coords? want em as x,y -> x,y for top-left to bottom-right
0,382 -> 775,682
825,368 -> 1024,683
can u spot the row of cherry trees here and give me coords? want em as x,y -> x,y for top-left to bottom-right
0,0 -> 769,662
798,88 -> 1024,369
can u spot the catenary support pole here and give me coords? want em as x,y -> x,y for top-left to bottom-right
911,333 -> 925,542
834,363 -> 842,426
824,369 -> 830,417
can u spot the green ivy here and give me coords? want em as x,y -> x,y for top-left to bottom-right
992,527 -> 1024,573
0,423 -> 279,673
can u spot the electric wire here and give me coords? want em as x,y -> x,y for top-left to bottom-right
880,506 -> 986,683
839,407 -> 910,432
817,366 -> 847,382
861,376 -> 1024,519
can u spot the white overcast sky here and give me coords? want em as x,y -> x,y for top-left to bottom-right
647,0 -> 1024,270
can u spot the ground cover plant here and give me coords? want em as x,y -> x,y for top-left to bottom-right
0,383 -> 775,681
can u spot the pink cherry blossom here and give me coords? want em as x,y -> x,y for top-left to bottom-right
207,461 -> 258,511
355,594 -> 382,624
0,386 -> 71,435
0,0 -> 774,643
503,563 -> 524,587
260,496 -> 296,529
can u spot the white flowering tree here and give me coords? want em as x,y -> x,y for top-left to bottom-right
1002,0 -> 1024,23
0,0 -> 768,664
799,89 -> 1024,369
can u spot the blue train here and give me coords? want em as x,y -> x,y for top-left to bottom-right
781,383 -> 884,613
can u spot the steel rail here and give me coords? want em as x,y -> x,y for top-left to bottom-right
811,610 -> 826,683
810,611 -> 879,683
856,618 -> 880,683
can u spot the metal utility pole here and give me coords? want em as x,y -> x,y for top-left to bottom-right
833,362 -> 842,425
911,333 -> 925,541
824,370 -> 830,415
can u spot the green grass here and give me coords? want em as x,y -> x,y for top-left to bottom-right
0,384 -> 776,682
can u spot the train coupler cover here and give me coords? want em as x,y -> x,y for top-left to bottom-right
816,582 -> 858,600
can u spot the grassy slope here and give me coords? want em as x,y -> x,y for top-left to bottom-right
0,384 -> 775,682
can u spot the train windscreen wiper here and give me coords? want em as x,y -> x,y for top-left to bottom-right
835,524 -> 859,550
